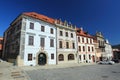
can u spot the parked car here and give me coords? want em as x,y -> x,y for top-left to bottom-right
112,59 -> 120,63
0,59 -> 4,62
97,60 -> 115,65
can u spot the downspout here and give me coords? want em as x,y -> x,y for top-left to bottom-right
56,25 -> 58,65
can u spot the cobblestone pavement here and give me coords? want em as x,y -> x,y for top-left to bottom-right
0,62 -> 30,80
25,63 -> 120,80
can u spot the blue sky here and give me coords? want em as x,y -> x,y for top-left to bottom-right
0,0 -> 120,45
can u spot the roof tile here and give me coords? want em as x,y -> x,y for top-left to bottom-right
23,12 -> 55,24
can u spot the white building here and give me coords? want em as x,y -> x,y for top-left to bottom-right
104,39 -> 113,60
3,12 -> 57,66
76,28 -> 96,63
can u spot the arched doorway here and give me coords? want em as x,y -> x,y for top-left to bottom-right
38,53 -> 46,65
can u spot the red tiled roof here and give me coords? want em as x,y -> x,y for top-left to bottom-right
23,12 -> 55,24
76,28 -> 93,38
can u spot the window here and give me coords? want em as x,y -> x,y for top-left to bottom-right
68,54 -> 74,60
79,55 -> 81,60
90,39 -> 92,44
60,31 -> 63,36
51,54 -> 54,59
41,25 -> 45,32
30,22 -> 34,29
78,37 -> 80,42
83,46 -> 85,51
92,47 -> 94,52
40,38 -> 45,47
50,28 -> 54,34
72,42 -> 75,49
89,55 -> 91,59
28,54 -> 32,61
98,40 -> 100,46
83,55 -> 85,60
87,38 -> 88,43
79,46 -> 81,51
0,40 -> 3,44
59,41 -> 62,48
50,39 -> 54,47
71,33 -> 73,38
66,42 -> 69,49
28,36 -> 34,45
82,37 -> 84,43
88,46 -> 90,52
65,32 -> 68,37
59,54 -> 64,61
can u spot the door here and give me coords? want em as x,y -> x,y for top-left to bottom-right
92,55 -> 95,62
38,53 -> 46,65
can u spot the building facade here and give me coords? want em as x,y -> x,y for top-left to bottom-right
76,28 -> 96,63
55,20 -> 77,64
94,32 -> 105,61
3,12 -> 113,66
113,49 -> 120,60
104,39 -> 113,60
0,37 -> 3,58
3,12 -> 57,66
93,37 -> 102,62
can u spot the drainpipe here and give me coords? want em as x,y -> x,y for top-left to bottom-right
56,26 -> 58,65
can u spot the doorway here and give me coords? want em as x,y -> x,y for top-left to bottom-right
38,53 -> 46,65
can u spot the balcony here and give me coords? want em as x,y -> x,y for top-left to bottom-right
99,45 -> 105,48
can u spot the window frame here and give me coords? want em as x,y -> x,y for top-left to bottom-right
59,54 -> 64,61
79,46 -> 81,51
50,39 -> 54,47
71,33 -> 73,38
30,22 -> 34,29
51,54 -> 54,59
40,37 -> 45,47
59,41 -> 62,48
28,36 -> 34,45
41,25 -> 45,32
50,28 -> 54,34
68,54 -> 74,60
66,42 -> 69,49
60,31 -> 63,36
28,53 -> 32,61
65,32 -> 68,37
72,42 -> 75,49
83,46 -> 85,52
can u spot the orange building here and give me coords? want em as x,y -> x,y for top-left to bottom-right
0,37 -> 3,58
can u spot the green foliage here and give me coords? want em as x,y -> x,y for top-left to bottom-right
112,44 -> 120,49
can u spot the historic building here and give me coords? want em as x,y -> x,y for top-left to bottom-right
113,49 -> 120,60
3,12 -> 113,66
55,19 -> 77,64
0,37 -> 3,58
76,28 -> 96,63
3,12 -> 57,66
3,12 -> 78,66
94,32 -> 113,61
104,39 -> 113,60
93,37 -> 102,62
94,32 -> 105,61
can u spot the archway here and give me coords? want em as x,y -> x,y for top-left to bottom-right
38,53 -> 46,65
